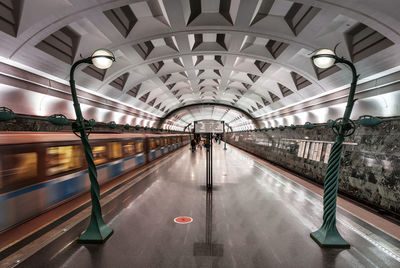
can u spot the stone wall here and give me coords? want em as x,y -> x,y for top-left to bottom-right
227,119 -> 400,219
0,116 -> 174,134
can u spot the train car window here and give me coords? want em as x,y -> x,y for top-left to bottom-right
46,146 -> 82,176
93,145 -> 107,165
149,139 -> 156,150
1,152 -> 38,191
108,142 -> 122,159
155,138 -> 161,148
136,140 -> 144,153
123,142 -> 135,156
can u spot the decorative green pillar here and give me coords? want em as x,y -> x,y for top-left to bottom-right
185,123 -> 192,150
69,49 -> 115,243
223,124 -> 228,150
310,49 -> 359,248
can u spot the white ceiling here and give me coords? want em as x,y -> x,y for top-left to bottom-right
0,0 -> 399,130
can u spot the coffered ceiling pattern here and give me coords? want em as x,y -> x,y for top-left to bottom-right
0,0 -> 399,130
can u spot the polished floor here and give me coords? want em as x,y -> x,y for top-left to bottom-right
46,144 -> 399,268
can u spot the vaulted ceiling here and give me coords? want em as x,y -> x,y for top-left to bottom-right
0,0 -> 399,130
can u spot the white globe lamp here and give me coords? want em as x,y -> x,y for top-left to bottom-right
313,49 -> 336,69
91,49 -> 115,69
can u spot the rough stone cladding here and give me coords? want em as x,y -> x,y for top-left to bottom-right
228,120 -> 400,218
0,117 -> 156,133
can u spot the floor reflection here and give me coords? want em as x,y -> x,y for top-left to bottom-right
193,189 -> 224,257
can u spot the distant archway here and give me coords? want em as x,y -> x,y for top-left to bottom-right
157,103 -> 260,129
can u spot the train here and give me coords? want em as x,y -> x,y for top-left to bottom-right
0,132 -> 190,233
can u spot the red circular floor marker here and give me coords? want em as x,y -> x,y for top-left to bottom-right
174,216 -> 193,224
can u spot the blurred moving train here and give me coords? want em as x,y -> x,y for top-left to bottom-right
0,132 -> 190,233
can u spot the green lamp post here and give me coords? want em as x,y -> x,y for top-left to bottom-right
184,123 -> 192,150
310,48 -> 359,248
69,49 -> 115,243
186,123 -> 192,140
223,123 -> 229,150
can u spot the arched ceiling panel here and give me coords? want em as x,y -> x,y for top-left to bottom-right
0,0 -> 399,130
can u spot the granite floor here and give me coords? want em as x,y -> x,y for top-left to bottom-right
46,144 -> 400,268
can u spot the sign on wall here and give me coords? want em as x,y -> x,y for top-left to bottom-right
194,120 -> 225,133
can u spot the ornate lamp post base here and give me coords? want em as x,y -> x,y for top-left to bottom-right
311,227 -> 350,248
78,217 -> 113,243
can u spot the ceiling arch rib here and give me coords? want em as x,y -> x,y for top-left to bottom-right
159,103 -> 259,130
4,0 -> 399,58
90,39 -> 324,112
98,31 -> 322,88
0,0 -> 399,130
95,49 -> 320,117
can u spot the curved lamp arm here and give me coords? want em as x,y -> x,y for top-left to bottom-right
311,54 -> 359,134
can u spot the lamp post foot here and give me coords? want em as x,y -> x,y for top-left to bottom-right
78,221 -> 113,244
310,226 -> 350,248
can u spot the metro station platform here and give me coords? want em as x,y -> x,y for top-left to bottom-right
2,144 -> 400,268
